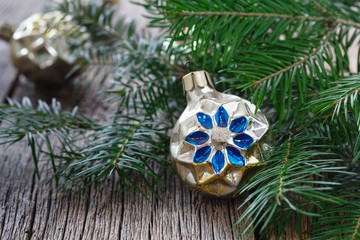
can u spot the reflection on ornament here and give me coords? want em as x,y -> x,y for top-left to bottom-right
170,71 -> 274,197
0,11 -> 86,85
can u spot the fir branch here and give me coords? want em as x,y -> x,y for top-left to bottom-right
311,199 -> 360,240
0,97 -> 96,146
55,0 -> 189,122
250,27 -> 334,89
113,116 -> 145,167
235,133 -> 349,238
146,0 -> 359,71
0,97 -> 96,179
223,24 -> 358,123
276,135 -> 291,201
57,113 -> 171,198
309,75 -> 360,125
82,36 -> 188,118
353,214 -> 360,240
310,0 -> 328,14
0,97 -> 171,197
58,0 -> 124,43
146,0 -> 359,128
307,75 -> 360,163
178,11 -> 360,28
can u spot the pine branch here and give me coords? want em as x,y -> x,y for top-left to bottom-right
0,97 -> 171,198
0,97 -> 97,179
88,36 -> 188,120
306,75 -> 360,163
309,75 -> 360,125
276,135 -> 291,201
0,98 -> 96,145
353,214 -> 360,240
235,133 -> 350,238
142,0 -> 359,130
178,11 -> 360,28
57,1 -> 189,119
311,199 -> 360,240
58,0 -> 125,44
249,27 -> 334,89
56,112 -> 171,199
104,41 -> 190,116
113,116 -> 146,166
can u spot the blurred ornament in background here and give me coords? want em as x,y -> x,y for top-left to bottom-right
170,71 -> 274,197
52,0 -> 118,6
0,11 -> 86,86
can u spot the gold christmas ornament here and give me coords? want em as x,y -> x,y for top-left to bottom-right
170,71 -> 273,197
54,0 -> 118,5
0,11 -> 84,85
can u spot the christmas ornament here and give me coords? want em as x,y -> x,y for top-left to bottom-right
170,71 -> 273,197
0,11 -> 85,86
53,0 -> 118,6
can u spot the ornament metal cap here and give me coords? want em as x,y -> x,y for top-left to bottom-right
182,70 -> 215,95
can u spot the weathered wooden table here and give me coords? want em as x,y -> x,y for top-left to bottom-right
0,1 -> 307,239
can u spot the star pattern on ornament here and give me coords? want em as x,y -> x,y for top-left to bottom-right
185,106 -> 255,174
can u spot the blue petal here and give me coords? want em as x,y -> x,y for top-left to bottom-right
215,106 -> 229,128
185,131 -> 209,145
229,116 -> 248,133
233,134 -> 254,149
197,112 -> 213,129
193,146 -> 212,163
212,150 -> 225,173
226,146 -> 245,166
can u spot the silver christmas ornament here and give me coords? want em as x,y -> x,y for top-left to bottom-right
170,71 -> 273,197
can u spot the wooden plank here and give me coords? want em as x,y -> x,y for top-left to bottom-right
0,142 -> 38,240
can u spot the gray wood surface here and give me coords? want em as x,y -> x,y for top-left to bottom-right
0,1 -> 308,239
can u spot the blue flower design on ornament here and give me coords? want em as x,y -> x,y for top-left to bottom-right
185,106 -> 255,174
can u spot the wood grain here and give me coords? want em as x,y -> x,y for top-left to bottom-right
0,1 -> 309,240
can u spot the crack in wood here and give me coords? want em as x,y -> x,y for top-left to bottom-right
226,199 -> 236,240
60,194 -> 71,240
40,189 -> 52,238
25,171 -> 38,240
0,186 -> 10,238
118,189 -> 125,239
79,189 -> 90,240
